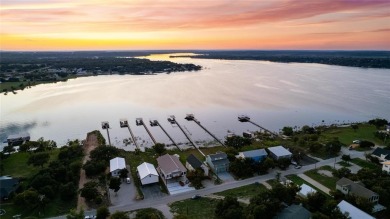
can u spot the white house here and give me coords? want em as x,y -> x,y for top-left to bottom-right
382,161 -> 390,174
337,200 -> 375,219
298,184 -> 316,198
137,162 -> 159,185
267,146 -> 292,160
110,157 -> 126,177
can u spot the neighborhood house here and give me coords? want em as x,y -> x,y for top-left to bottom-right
267,145 -> 292,160
137,162 -> 159,185
206,151 -> 230,174
337,200 -> 375,219
371,148 -> 390,162
186,154 -> 209,176
236,149 -> 268,162
336,177 -> 379,204
110,157 -> 126,177
157,154 -> 187,184
298,184 -> 316,198
382,161 -> 390,174
274,204 -> 311,219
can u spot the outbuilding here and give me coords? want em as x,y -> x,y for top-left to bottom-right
110,157 -> 126,177
137,162 -> 159,185
267,146 -> 292,160
337,200 -> 375,219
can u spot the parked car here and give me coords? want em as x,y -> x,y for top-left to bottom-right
191,194 -> 201,200
85,215 -> 96,219
126,177 -> 131,184
294,165 -> 302,169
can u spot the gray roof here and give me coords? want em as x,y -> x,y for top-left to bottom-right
186,154 -> 203,169
336,177 -> 378,199
372,148 -> 390,160
267,146 -> 292,157
208,152 -> 228,161
240,149 -> 268,158
157,154 -> 186,174
274,204 -> 311,219
0,177 -> 19,198
211,158 -> 230,167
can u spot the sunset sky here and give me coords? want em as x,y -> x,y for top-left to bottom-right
1,0 -> 389,51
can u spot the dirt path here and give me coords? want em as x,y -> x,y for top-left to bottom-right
77,133 -> 99,211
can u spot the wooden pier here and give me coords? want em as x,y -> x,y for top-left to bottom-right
168,115 -> 205,157
101,121 -> 112,146
238,115 -> 278,137
136,118 -> 157,144
185,114 -> 226,147
120,119 -> 140,149
150,120 -> 181,151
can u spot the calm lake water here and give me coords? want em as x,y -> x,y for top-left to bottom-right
1,53 -> 389,150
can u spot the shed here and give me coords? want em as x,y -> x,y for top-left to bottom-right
110,157 -> 126,177
337,200 -> 375,219
137,162 -> 159,185
237,149 -> 268,162
298,184 -> 316,198
267,146 -> 292,160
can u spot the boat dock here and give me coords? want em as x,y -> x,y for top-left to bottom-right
136,118 -> 157,144
238,115 -> 278,137
101,121 -> 112,146
185,114 -> 226,147
168,115 -> 205,157
120,119 -> 140,149
150,119 -> 181,151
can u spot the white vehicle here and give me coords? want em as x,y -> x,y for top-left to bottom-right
126,177 -> 131,184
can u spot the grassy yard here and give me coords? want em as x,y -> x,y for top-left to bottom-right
215,183 -> 267,199
350,158 -> 380,170
170,198 -> 219,219
304,166 -> 339,190
1,150 -> 60,179
285,174 -> 329,197
320,124 -> 383,145
131,208 -> 165,219
337,161 -> 352,167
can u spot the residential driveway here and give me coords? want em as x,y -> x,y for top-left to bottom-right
298,173 -> 330,195
110,180 -> 138,206
141,183 -> 168,199
217,172 -> 235,183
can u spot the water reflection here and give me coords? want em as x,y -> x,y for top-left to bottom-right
1,53 -> 389,149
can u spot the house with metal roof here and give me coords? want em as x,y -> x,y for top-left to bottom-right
298,184 -> 316,198
337,200 -> 375,219
371,147 -> 390,162
237,149 -> 268,162
157,154 -> 187,182
110,157 -> 126,177
137,162 -> 159,185
336,177 -> 379,204
267,146 -> 292,160
206,151 -> 230,174
186,154 -> 209,176
274,204 -> 311,219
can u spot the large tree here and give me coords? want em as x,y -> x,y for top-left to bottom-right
80,181 -> 100,202
111,211 -> 130,219
224,136 -> 251,149
152,143 -> 166,156
109,177 -> 121,195
96,206 -> 110,219
119,168 -> 129,182
282,126 -> 293,136
215,196 -> 244,219
27,152 -> 50,168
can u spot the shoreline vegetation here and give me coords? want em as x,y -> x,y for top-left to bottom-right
170,50 -> 390,69
0,51 -> 202,94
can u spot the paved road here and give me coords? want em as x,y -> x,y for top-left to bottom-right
50,149 -> 368,219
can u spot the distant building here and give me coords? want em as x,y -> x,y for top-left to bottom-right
110,157 -> 126,177
274,204 -> 311,219
157,154 -> 187,184
0,176 -> 19,200
336,177 -> 379,204
7,132 -> 30,146
267,146 -> 292,160
298,184 -> 316,198
382,161 -> 390,174
236,149 -> 268,162
206,151 -> 230,174
186,154 -> 209,176
337,200 -> 375,219
137,162 -> 159,185
371,148 -> 390,162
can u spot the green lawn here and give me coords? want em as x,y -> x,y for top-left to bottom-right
337,161 -> 352,167
350,158 -> 380,170
131,208 -> 165,219
320,124 -> 383,145
170,198 -> 219,219
304,166 -> 339,190
1,150 -> 60,179
215,183 -> 267,199
285,174 -> 329,196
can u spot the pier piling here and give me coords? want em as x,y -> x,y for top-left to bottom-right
136,118 -> 157,145
101,121 -> 112,146
185,114 -> 226,147
120,119 -> 140,149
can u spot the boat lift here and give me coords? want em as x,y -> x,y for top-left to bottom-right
120,119 -> 140,149
136,118 -> 157,144
101,121 -> 112,146
238,115 -> 278,137
168,115 -> 205,157
185,114 -> 226,147
150,119 -> 181,151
